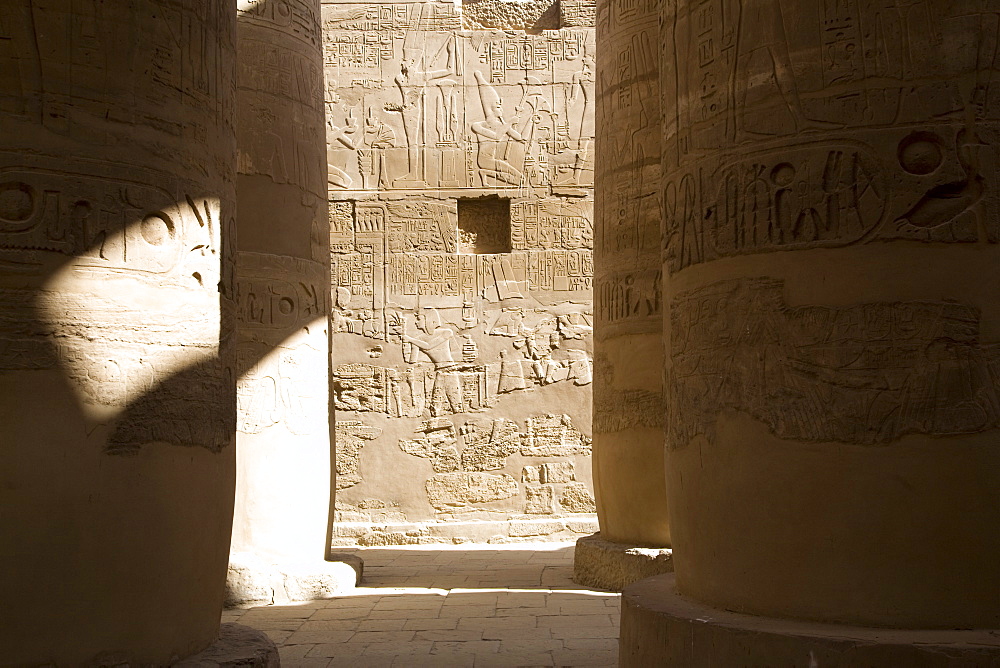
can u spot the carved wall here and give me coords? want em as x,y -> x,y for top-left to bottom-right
322,0 -> 599,544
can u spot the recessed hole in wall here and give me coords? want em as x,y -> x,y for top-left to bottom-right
458,196 -> 511,254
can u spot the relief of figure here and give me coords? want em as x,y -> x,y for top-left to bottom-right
556,313 -> 593,339
565,349 -> 593,386
401,308 -> 463,416
570,55 -> 595,141
472,70 -> 527,187
358,107 -> 396,189
391,365 -> 427,417
331,286 -> 362,334
497,349 -> 529,393
515,317 -> 562,384
243,105 -> 288,183
386,47 -> 456,185
732,0 -> 837,137
327,94 -> 361,189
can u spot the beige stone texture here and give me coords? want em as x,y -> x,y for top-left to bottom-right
621,574 -> 1000,667
174,623 -> 280,667
0,1 -> 237,664
572,532 -> 672,591
323,0 -> 599,543
590,0 -> 670,550
230,0 -> 349,593
0,0 -> 235,665
226,551 -> 363,607
227,543 -> 623,667
662,0 -> 1000,631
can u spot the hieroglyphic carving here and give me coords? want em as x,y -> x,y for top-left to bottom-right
511,199 -> 593,250
388,412 -> 592,515
0,169 -> 220,280
662,1 -> 1000,274
322,7 -> 595,192
670,278 -> 1000,447
325,1 -> 596,533
560,0 -> 596,28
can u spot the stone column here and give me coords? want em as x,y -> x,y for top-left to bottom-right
574,0 -> 673,590
227,0 -> 359,605
623,1 -> 1000,663
0,1 -> 238,664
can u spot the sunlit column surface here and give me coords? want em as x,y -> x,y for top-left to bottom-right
229,0 -> 340,598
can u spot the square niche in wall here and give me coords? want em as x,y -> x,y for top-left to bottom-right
458,196 -> 511,254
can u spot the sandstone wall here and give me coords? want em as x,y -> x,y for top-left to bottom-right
322,0 -> 599,545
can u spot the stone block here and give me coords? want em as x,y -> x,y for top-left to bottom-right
225,552 -> 362,607
508,520 -> 564,537
173,623 -> 279,667
572,533 -> 673,591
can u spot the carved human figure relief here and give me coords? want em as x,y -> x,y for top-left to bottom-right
323,4 -> 597,541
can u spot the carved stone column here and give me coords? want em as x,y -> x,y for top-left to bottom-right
0,1 -> 237,664
574,0 -> 673,589
623,0 -> 1000,662
227,0 -> 360,605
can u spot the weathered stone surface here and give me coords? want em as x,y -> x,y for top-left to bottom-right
336,419 -> 382,490
425,472 -> 519,510
1,1 -> 237,664
509,520 -> 564,537
572,533 -> 673,591
524,485 -> 555,514
330,516 -> 597,545
174,623 -> 279,668
324,0 -> 597,540
558,482 -> 596,513
662,0 -> 1000,630
521,414 -> 592,457
226,552 -> 362,607
621,574 -> 1000,668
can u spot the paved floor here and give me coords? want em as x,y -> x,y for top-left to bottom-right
223,543 -> 620,667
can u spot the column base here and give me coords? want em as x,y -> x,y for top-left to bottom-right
572,533 -> 673,591
174,623 -> 279,667
226,552 -> 363,607
621,574 -> 1000,667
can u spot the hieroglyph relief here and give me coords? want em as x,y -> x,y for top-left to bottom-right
235,252 -> 329,437
670,278 -> 1000,447
0,159 -> 234,453
323,0 -> 596,528
662,1 -> 1000,273
323,3 -> 594,194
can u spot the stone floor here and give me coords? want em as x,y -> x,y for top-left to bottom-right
223,543 -> 620,667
